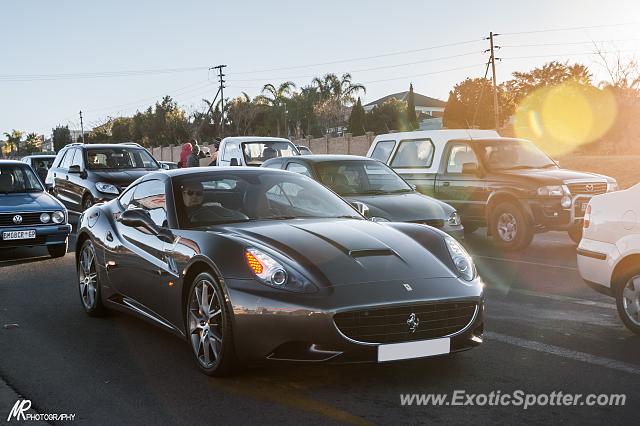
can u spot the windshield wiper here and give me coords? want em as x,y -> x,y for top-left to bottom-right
541,163 -> 558,169
387,188 -> 413,194
498,165 -> 536,170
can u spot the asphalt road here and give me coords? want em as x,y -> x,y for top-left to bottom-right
0,225 -> 637,425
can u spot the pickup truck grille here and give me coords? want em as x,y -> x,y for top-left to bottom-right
0,212 -> 52,227
567,182 -> 607,196
334,301 -> 477,344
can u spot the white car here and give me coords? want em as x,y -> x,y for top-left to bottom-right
216,136 -> 300,167
577,183 -> 640,334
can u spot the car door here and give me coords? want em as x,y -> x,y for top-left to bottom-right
435,142 -> 486,221
66,148 -> 86,212
111,179 -> 176,319
53,148 -> 76,209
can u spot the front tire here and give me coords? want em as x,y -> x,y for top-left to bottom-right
614,269 -> 640,335
491,202 -> 533,251
186,272 -> 238,376
77,240 -> 105,316
47,241 -> 68,258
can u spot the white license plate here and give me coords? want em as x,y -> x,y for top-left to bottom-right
378,337 -> 450,362
581,203 -> 588,212
2,230 -> 36,241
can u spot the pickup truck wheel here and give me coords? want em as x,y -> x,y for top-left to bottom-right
568,223 -> 583,245
491,202 -> 533,251
614,269 -> 640,335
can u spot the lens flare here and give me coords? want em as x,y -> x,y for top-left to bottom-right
513,82 -> 617,157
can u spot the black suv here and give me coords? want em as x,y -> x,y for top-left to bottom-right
46,143 -> 160,213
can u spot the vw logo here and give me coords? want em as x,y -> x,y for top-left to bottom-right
406,313 -> 420,333
12,215 -> 23,224
585,184 -> 594,192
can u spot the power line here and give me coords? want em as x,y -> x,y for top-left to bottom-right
500,21 -> 639,36
501,37 -> 640,48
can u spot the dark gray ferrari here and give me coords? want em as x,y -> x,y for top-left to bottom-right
76,167 -> 484,375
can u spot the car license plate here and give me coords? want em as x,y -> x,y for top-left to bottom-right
2,230 -> 36,241
378,337 -> 450,362
581,203 -> 588,212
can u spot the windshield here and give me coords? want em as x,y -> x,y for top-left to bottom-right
85,148 -> 159,170
31,157 -> 56,170
477,139 -> 556,171
0,164 -> 44,194
315,160 -> 412,195
241,141 -> 299,166
174,171 -> 362,228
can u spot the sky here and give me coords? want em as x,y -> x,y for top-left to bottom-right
2,0 -> 640,137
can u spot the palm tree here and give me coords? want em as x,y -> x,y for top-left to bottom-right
256,81 -> 296,136
312,73 -> 366,133
3,130 -> 23,155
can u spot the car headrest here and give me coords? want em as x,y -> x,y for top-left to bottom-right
0,174 -> 14,192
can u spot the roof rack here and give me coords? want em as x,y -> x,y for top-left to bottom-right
119,142 -> 142,147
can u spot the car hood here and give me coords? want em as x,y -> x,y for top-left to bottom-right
497,168 -> 612,184
0,192 -> 64,213
343,192 -> 453,222
226,219 -> 457,286
90,169 -> 157,186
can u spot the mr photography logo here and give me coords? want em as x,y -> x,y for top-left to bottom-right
6,399 -> 76,422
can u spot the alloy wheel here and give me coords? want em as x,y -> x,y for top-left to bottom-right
188,279 -> 224,369
79,244 -> 98,310
622,275 -> 640,327
497,212 -> 518,242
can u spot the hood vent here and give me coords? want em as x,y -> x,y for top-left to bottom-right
348,248 -> 396,258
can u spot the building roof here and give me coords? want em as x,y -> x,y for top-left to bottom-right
364,91 -> 446,108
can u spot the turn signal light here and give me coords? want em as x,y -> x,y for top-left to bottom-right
245,251 -> 264,275
583,204 -> 592,229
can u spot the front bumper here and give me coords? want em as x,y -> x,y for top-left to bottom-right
224,276 -> 485,363
576,237 -> 619,290
442,223 -> 464,240
526,195 -> 593,230
0,223 -> 72,249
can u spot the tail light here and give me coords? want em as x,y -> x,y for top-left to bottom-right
583,204 -> 592,229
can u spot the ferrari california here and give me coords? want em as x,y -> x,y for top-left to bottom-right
75,167 -> 484,375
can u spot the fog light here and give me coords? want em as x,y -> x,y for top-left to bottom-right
271,269 -> 288,286
561,196 -> 572,209
40,213 -> 51,223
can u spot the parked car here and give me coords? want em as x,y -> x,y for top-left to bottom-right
367,130 -> 618,250
75,167 -> 484,375
263,155 -> 463,238
46,142 -> 160,213
159,161 -> 179,170
296,145 -> 313,155
216,137 -> 300,167
0,160 -> 71,258
577,183 -> 640,335
20,154 -> 57,186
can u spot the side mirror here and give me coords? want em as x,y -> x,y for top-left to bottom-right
410,183 -> 417,191
462,162 -> 479,175
68,165 -> 82,174
160,163 -> 170,170
118,208 -> 174,243
350,201 -> 370,218
230,158 -> 239,167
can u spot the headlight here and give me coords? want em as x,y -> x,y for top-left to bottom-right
444,236 -> 476,281
95,182 -> 119,195
244,248 -> 316,292
537,185 -> 564,197
607,181 -> 618,192
561,196 -> 572,209
448,211 -> 461,226
52,211 -> 65,224
40,213 -> 51,223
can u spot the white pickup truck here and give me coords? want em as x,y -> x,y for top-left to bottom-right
216,137 -> 300,167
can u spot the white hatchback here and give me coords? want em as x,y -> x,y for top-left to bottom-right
577,182 -> 640,334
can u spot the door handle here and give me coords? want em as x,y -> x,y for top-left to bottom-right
106,231 -> 114,242
65,175 -> 69,180
442,182 -> 450,187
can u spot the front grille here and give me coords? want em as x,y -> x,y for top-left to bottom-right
567,182 -> 607,196
0,212 -> 52,227
334,301 -> 477,344
413,219 -> 445,228
0,236 -> 46,248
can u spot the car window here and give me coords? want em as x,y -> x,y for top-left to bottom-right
262,159 -> 284,169
265,181 -> 324,212
32,157 -> 55,170
60,149 -> 76,170
53,150 -> 68,168
118,184 -> 137,209
85,148 -> 158,170
446,145 -> 478,174
316,160 -> 411,195
70,149 -> 84,168
370,140 -> 396,162
241,141 -> 298,166
286,162 -> 311,177
130,180 -> 168,227
0,164 -> 44,193
390,139 -> 434,168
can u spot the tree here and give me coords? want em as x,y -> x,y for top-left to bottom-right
443,78 -> 505,129
3,130 -> 23,154
406,83 -> 418,130
256,81 -> 296,137
442,90 -> 466,128
110,117 -> 133,143
348,97 -> 366,136
52,125 -> 72,151
23,133 -> 42,153
365,99 -> 407,134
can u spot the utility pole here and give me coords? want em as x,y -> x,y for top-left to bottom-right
79,110 -> 86,143
211,65 -> 227,137
488,32 -> 501,130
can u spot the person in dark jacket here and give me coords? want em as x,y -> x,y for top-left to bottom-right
186,144 -> 201,168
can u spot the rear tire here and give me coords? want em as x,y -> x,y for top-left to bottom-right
490,202 -> 533,251
47,241 -> 67,258
186,272 -> 239,376
614,268 -> 640,335
77,239 -> 106,317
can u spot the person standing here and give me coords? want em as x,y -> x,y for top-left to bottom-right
179,142 -> 192,168
186,144 -> 201,168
